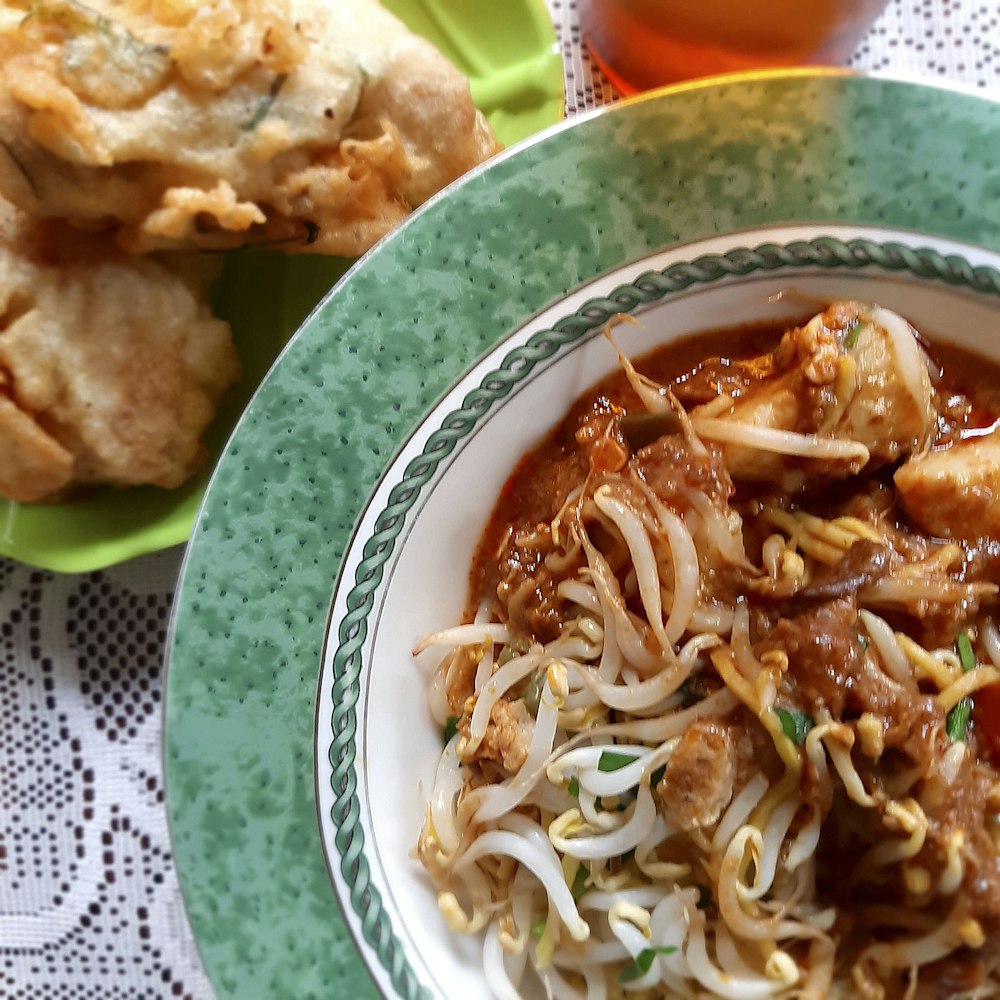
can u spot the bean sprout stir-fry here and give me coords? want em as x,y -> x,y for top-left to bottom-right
415,303 -> 1000,999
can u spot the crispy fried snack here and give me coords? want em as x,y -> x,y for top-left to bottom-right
0,196 -> 239,502
0,0 -> 501,255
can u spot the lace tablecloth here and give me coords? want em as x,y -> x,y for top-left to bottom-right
2,2 -> 999,998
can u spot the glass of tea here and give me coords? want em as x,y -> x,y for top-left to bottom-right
580,0 -> 890,94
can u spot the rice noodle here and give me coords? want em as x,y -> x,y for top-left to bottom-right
483,921 -> 526,1000
550,786 -> 658,861
414,622 -> 512,655
593,485 -> 674,654
466,652 -> 543,751
984,620 -> 1000,666
938,666 -> 1000,712
471,676 -> 561,823
691,417 -> 871,464
871,305 -> 930,427
861,908 -> 967,968
683,897 -> 789,998
633,480 -> 700,643
429,737 -> 468,857
455,814 -> 591,942
712,772 -> 770,852
740,796 -> 800,900
859,611 -> 915,687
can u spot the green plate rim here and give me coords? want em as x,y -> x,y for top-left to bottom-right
165,71 -> 1000,1000
0,0 -> 563,575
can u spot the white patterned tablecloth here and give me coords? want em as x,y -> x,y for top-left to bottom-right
2,2 -> 998,998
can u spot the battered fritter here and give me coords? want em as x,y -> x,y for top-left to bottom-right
0,0 -> 501,255
0,195 -> 239,501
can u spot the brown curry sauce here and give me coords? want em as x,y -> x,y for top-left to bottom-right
462,316 -> 1000,990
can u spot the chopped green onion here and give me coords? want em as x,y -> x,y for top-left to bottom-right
947,698 -> 973,743
443,715 -> 460,745
571,863 -> 589,901
617,946 -> 677,983
957,631 -> 976,673
241,73 -> 288,131
775,706 -> 814,746
844,319 -> 863,349
598,749 -> 639,772
948,632 -> 978,742
567,776 -> 580,798
530,916 -> 547,940
522,669 -> 544,715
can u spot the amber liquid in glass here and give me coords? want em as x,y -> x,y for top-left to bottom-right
581,0 -> 887,93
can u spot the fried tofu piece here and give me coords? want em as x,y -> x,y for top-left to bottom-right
0,0 -> 500,255
894,430 -> 1000,542
656,717 -> 738,831
696,302 -> 935,491
456,697 -> 533,774
0,196 -> 238,502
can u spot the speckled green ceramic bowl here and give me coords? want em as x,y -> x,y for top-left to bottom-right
165,72 -> 1000,1000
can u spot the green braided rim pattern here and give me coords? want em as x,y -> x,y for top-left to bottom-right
323,235 -> 1000,1000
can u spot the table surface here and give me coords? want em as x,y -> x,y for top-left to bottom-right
2,2 -> 999,998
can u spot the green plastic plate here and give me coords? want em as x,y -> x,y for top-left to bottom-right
0,0 -> 563,573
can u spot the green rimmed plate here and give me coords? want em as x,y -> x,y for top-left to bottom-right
0,0 -> 563,574
165,72 -> 1000,1000
314,228 -> 1000,1000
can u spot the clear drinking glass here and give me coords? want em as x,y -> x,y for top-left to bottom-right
580,0 -> 890,94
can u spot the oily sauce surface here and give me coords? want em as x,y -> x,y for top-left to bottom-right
467,317 -> 1000,617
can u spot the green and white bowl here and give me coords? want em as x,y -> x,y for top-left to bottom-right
165,73 -> 1000,1000
315,227 -> 1000,1000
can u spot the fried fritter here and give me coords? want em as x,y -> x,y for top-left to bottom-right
0,196 -> 239,502
0,0 -> 501,255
